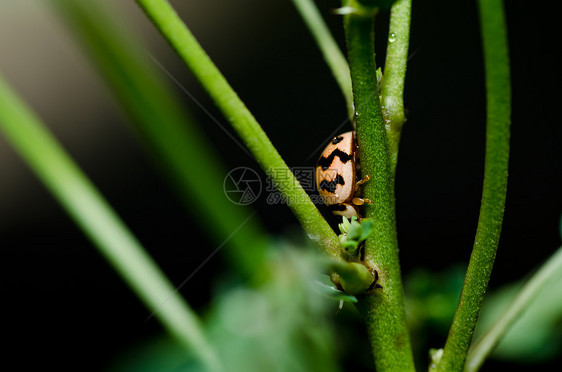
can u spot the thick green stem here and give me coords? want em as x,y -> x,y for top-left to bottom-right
465,246 -> 562,372
344,2 -> 414,370
291,0 -> 354,119
380,0 -> 411,173
436,0 -> 511,370
135,0 -> 341,260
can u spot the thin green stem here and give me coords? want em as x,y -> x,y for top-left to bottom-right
465,246 -> 562,372
291,0 -> 354,118
344,1 -> 414,370
380,0 -> 411,173
0,75 -> 221,372
436,0 -> 511,370
135,0 -> 342,260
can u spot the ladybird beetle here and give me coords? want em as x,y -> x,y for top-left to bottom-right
316,131 -> 371,218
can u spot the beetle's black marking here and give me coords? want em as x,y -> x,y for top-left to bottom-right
328,204 -> 347,212
318,149 -> 352,170
331,136 -> 344,145
319,175 -> 345,193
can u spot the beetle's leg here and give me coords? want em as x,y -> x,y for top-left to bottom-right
352,197 -> 373,205
355,174 -> 371,188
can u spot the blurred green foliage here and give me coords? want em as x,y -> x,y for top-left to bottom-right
474,255 -> 562,362
109,244 -> 343,372
404,266 -> 464,367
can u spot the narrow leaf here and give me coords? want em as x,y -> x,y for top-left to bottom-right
0,75 -> 221,372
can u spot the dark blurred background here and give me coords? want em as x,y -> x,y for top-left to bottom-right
0,0 -> 560,370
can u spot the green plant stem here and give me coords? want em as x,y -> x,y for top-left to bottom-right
0,75 -> 221,372
465,246 -> 562,372
344,2 -> 414,370
291,0 -> 354,119
54,0 -> 267,279
135,0 -> 342,260
380,0 -> 411,173
436,0 -> 511,371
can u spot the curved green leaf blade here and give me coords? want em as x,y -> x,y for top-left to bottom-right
0,75 -> 221,372
467,246 -> 562,371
